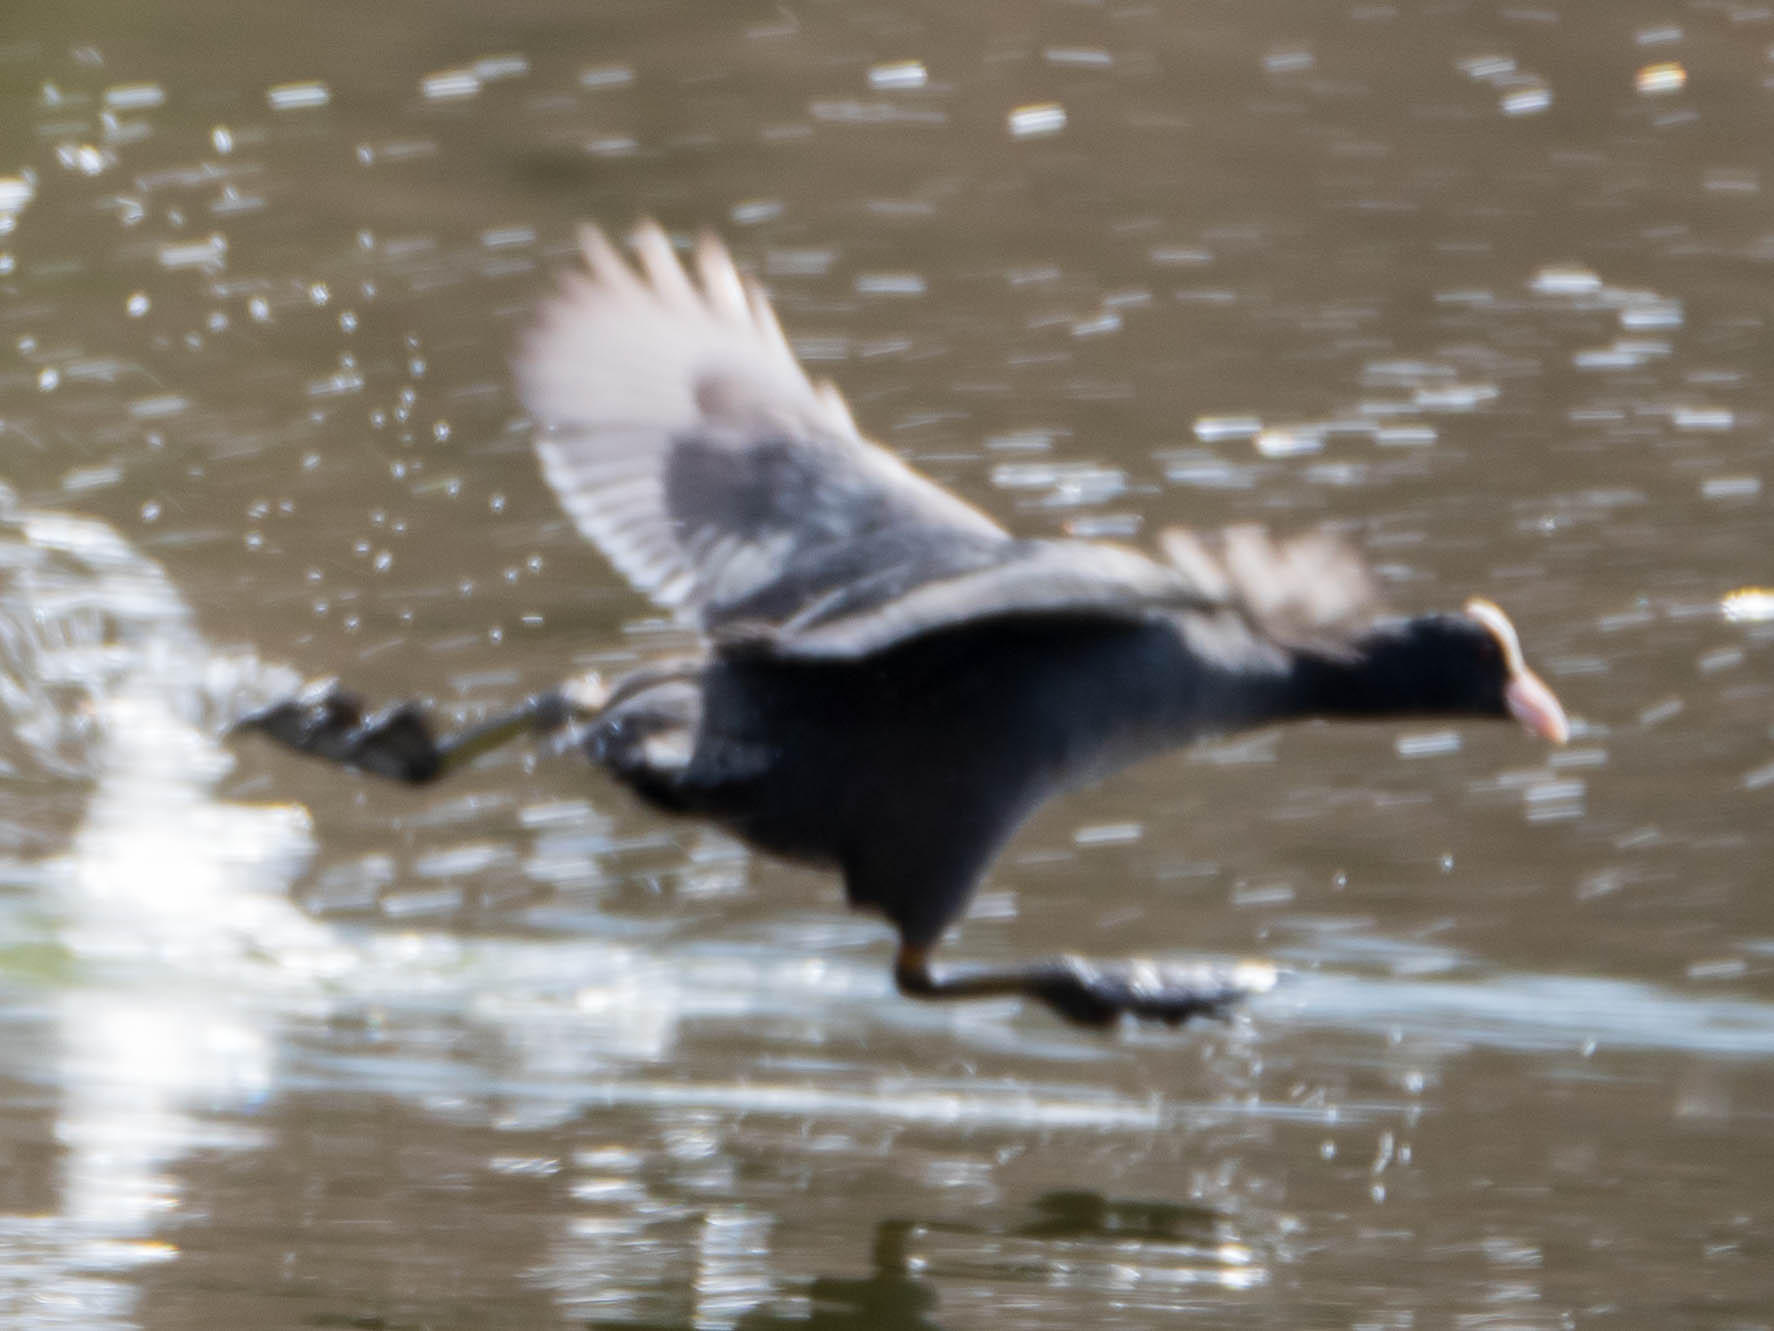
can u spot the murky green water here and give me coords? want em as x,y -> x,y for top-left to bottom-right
2,2 -> 1772,1327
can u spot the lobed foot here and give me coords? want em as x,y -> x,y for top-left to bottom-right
896,944 -> 1279,1029
233,682 -> 445,783
1024,956 -> 1279,1028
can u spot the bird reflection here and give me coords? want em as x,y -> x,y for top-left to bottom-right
584,1220 -> 941,1331
781,1221 -> 942,1331
586,1190 -> 1241,1331
1010,1188 -> 1223,1244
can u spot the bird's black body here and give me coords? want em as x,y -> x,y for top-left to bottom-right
594,617 -> 1216,946
588,608 -> 1517,950
238,221 -> 1569,1028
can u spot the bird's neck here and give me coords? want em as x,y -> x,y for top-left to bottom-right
1098,616 -> 1299,749
977,615 -> 1489,787
1280,617 -> 1483,723
1129,614 -> 1492,751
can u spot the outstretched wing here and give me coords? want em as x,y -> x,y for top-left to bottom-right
518,222 -> 1378,662
518,222 -> 1018,638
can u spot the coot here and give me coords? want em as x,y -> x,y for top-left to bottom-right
240,222 -> 1570,1027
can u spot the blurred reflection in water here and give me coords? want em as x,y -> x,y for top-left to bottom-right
770,1221 -> 944,1331
666,1199 -> 1243,1331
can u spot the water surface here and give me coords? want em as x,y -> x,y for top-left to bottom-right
2,2 -> 1772,1327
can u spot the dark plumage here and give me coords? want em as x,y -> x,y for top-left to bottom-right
239,222 -> 1569,1028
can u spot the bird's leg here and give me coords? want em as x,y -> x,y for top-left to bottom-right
894,943 -> 1274,1028
232,676 -> 605,784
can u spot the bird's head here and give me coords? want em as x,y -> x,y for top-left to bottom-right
1456,598 -> 1570,744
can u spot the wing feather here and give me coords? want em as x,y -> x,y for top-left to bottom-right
721,539 -> 1223,660
520,222 -> 1010,634
520,221 -> 1383,662
1159,524 -> 1381,646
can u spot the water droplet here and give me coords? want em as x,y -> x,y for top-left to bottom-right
1255,426 -> 1323,458
1500,85 -> 1552,115
578,65 -> 633,90
267,81 -> 331,111
1263,46 -> 1313,73
868,61 -> 927,90
1722,588 -> 1774,623
58,143 -> 116,176
1008,102 -> 1066,137
420,68 -> 481,101
1635,62 -> 1686,95
104,82 -> 164,110
728,199 -> 782,226
854,273 -> 926,297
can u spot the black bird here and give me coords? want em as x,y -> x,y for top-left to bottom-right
239,222 -> 1570,1028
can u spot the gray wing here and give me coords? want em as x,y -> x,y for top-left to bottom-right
517,222 -> 1213,657
1158,524 -> 1383,650
738,537 -> 1217,660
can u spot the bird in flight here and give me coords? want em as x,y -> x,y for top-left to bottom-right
239,221 -> 1570,1028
